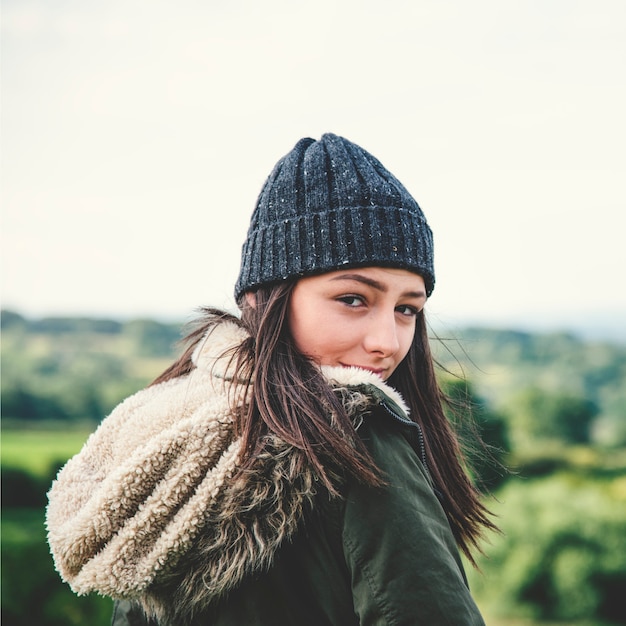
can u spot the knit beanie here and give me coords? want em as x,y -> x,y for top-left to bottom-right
234,133 -> 435,300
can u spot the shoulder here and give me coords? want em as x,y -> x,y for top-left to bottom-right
334,390 -> 484,624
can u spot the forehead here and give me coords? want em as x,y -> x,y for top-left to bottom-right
297,267 -> 427,292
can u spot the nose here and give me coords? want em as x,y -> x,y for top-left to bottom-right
363,311 -> 400,357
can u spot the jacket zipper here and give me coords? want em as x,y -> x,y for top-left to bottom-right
379,401 -> 432,484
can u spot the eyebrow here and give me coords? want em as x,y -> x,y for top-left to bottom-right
329,273 -> 427,299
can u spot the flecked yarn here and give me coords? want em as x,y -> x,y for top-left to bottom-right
234,133 -> 435,300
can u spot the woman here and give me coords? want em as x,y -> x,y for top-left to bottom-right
47,133 -> 495,625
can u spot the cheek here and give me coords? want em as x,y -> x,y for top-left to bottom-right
289,310 -> 324,357
289,311 -> 349,362
397,325 -> 417,360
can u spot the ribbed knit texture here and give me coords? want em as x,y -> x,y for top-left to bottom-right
234,133 -> 435,300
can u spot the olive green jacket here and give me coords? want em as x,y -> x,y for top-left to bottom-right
111,386 -> 484,625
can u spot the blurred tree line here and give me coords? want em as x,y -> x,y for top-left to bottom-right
1,310 -> 182,425
2,309 -> 625,625
432,326 -> 626,450
433,328 -> 626,625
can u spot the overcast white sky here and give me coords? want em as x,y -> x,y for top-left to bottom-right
2,0 -> 625,336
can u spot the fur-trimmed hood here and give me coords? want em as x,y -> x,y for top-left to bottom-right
46,321 -> 410,624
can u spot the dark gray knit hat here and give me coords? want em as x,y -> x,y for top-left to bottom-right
234,133 -> 435,300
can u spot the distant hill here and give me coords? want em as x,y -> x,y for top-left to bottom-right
2,309 -> 625,446
431,324 -> 626,446
432,309 -> 626,346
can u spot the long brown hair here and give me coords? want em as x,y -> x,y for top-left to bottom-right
387,315 -> 498,563
152,279 -> 496,564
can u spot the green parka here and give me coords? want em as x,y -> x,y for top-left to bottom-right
47,322 -> 485,626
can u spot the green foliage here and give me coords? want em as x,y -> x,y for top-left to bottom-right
123,318 -> 182,357
1,386 -> 69,421
469,474 -> 626,624
432,327 -> 626,447
1,428 -> 93,507
440,376 -> 511,490
1,467 -> 48,507
2,310 -> 625,625
1,509 -> 112,626
504,388 -> 598,450
1,309 -> 180,423
1,431 -> 110,625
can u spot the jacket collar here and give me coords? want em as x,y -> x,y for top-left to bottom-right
191,320 -> 249,379
321,365 -> 410,419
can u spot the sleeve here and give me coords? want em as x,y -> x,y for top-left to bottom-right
342,418 -> 485,626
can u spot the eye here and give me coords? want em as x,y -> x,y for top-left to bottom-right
337,295 -> 366,307
396,304 -> 419,317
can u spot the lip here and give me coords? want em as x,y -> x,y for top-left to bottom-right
341,364 -> 386,377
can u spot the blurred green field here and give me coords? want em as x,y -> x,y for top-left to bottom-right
1,428 -> 93,478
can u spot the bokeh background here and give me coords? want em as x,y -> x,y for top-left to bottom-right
2,1 -> 625,624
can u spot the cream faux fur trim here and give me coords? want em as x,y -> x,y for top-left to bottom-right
46,322 -> 409,624
46,324 -> 249,603
191,320 -> 249,376
321,365 -> 410,417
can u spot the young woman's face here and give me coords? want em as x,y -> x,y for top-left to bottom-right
288,267 -> 427,380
